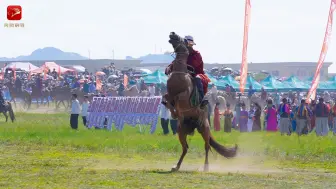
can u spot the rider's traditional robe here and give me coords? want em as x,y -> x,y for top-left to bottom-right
187,50 -> 210,93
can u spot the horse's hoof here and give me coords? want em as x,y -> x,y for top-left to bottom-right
171,166 -> 179,172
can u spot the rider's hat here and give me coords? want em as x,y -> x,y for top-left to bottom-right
185,35 -> 196,45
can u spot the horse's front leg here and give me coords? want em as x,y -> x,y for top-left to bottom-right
161,94 -> 178,119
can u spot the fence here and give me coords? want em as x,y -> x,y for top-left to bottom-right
87,96 -> 162,133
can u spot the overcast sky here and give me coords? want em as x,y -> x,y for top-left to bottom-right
1,0 -> 336,71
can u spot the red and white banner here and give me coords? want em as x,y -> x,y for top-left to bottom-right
240,0 -> 251,93
307,0 -> 336,102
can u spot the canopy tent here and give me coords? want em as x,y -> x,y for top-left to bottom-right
260,75 -> 292,91
4,62 -> 39,72
245,75 -> 269,91
143,70 -> 168,84
283,75 -> 310,91
31,62 -> 74,74
305,80 -> 336,91
215,75 -> 239,90
329,76 -> 336,82
207,75 -> 218,84
306,76 -> 314,82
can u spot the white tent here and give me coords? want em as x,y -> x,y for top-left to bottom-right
63,65 -> 86,72
4,62 -> 39,72
139,68 -> 152,74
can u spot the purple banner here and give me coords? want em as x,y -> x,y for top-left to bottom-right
86,96 -> 162,133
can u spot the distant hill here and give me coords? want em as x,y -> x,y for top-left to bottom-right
0,47 -> 88,61
126,52 -> 174,64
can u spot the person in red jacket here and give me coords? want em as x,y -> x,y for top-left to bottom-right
165,35 -> 211,108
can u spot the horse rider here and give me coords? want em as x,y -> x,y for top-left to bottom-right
165,35 -> 211,109
14,76 -> 22,94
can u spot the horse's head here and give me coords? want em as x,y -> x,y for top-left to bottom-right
169,32 -> 189,55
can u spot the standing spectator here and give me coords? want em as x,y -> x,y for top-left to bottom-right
239,103 -> 248,132
332,102 -> 336,136
314,98 -> 329,136
160,104 -> 171,135
14,77 -> 22,93
265,99 -> 278,132
234,102 -> 241,128
213,103 -> 221,131
247,85 -> 255,105
70,94 -> 80,130
51,68 -> 57,79
247,105 -> 254,132
169,118 -> 178,135
148,84 -> 155,97
155,84 -> 160,96
82,80 -> 89,94
160,82 -> 167,95
89,81 -> 96,93
118,82 -> 125,96
223,103 -> 233,133
81,96 -> 89,127
295,99 -> 309,135
208,84 -> 218,122
252,102 -> 261,131
278,98 -> 291,135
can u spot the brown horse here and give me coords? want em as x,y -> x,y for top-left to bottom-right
50,86 -> 72,109
162,32 -> 237,172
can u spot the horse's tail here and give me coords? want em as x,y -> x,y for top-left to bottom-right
7,102 -> 15,122
209,135 -> 237,158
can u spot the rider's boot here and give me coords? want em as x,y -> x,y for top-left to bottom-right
195,77 -> 208,109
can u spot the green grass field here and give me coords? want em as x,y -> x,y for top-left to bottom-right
0,112 -> 336,188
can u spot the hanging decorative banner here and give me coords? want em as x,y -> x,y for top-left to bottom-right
239,0 -> 252,93
86,96 -> 162,133
13,64 -> 16,80
28,64 -> 32,80
307,0 -> 336,102
124,74 -> 128,88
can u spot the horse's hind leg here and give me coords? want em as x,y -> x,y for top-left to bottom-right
199,120 -> 211,172
171,121 -> 188,172
3,112 -> 8,122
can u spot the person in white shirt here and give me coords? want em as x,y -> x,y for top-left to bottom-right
81,95 -> 90,127
148,84 -> 155,97
70,94 -> 81,129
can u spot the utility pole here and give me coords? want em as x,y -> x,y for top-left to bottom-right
112,50 -> 115,61
88,50 -> 91,59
